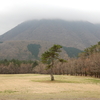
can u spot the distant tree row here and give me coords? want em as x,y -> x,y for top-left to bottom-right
0,59 -> 38,74
79,41 -> 100,57
33,53 -> 100,78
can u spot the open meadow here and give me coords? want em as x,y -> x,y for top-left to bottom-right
0,74 -> 100,100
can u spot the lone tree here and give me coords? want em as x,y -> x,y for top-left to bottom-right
41,44 -> 65,81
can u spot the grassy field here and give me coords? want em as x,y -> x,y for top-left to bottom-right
0,74 -> 100,100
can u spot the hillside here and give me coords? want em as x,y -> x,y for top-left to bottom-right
0,19 -> 100,50
0,41 -> 82,60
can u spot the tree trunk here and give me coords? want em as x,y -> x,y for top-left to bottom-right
50,60 -> 54,81
50,73 -> 54,81
50,64 -> 54,81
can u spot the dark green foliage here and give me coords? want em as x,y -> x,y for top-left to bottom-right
0,59 -> 37,66
0,42 -> 3,43
0,59 -> 9,66
98,41 -> 100,45
32,61 -> 38,68
59,59 -> 67,63
79,41 -> 100,57
27,44 -> 41,59
41,45 -> 63,65
63,46 -> 82,58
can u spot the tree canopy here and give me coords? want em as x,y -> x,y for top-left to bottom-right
41,44 -> 65,81
79,41 -> 100,57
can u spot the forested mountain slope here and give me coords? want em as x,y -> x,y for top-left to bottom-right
0,41 -> 82,60
0,19 -> 100,50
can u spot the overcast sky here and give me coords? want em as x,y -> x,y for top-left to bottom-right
0,0 -> 100,35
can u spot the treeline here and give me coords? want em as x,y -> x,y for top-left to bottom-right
0,42 -> 100,78
33,42 -> 100,78
0,55 -> 100,78
0,59 -> 38,74
33,53 -> 100,78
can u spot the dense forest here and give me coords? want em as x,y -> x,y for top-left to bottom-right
0,42 -> 100,78
0,59 -> 38,74
27,44 -> 41,59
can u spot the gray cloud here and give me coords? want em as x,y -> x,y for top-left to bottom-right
0,0 -> 100,35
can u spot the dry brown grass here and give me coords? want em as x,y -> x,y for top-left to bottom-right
0,74 -> 100,100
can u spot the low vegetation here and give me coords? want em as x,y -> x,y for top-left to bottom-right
0,74 -> 100,100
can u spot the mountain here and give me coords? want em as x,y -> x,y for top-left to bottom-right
0,19 -> 100,60
0,41 -> 82,60
0,19 -> 100,50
